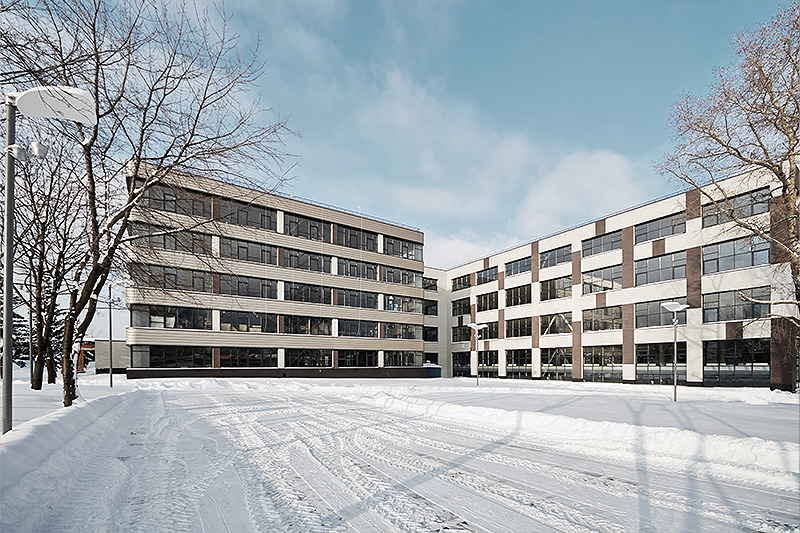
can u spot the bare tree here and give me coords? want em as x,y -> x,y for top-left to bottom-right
659,3 -> 799,319
1,0 -> 293,405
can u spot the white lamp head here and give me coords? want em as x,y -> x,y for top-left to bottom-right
29,141 -> 48,159
661,302 -> 689,313
7,144 -> 28,162
467,323 -> 488,331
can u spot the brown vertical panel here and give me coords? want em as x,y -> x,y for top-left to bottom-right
483,257 -> 490,269
211,197 -> 220,219
212,347 -> 221,368
595,219 -> 606,236
331,288 -> 338,306
498,309 -> 505,340
498,271 -> 505,290
652,238 -> 666,257
458,315 -> 464,327
686,247 -> 702,309
277,247 -> 284,267
622,303 -> 634,368
571,250 -> 582,286
725,322 -> 744,340
685,189 -> 701,220
531,242 -> 539,282
470,303 -> 476,323
622,226 -> 634,289
212,273 -> 220,294
770,196 -> 792,264
278,315 -> 285,334
532,316 -> 539,349
771,317 -> 799,392
332,350 -> 339,368
595,292 -> 607,309
572,321 -> 582,381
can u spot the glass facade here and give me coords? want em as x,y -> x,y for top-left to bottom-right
702,187 -> 770,228
383,237 -> 423,261
220,348 -> 278,367
476,292 -> 498,312
540,244 -> 572,268
541,312 -> 572,335
635,343 -> 686,384
284,213 -> 331,243
476,266 -> 498,285
221,237 -> 276,264
506,349 -> 532,378
583,345 -> 623,382
703,235 -> 770,274
506,256 -> 532,277
220,311 -> 277,333
703,340 -> 770,386
506,284 -> 532,307
582,230 -> 622,257
703,287 -> 770,323
635,212 -> 685,244
541,347 -> 572,380
582,265 -> 622,295
541,276 -> 572,301
583,306 -> 623,332
635,298 -> 688,328
635,251 -> 686,286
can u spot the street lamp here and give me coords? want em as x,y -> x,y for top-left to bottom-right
660,301 -> 689,402
107,279 -> 126,388
467,323 -> 488,386
3,86 -> 95,434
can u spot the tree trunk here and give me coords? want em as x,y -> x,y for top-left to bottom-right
45,344 -> 56,384
61,316 -> 77,406
31,353 -> 44,390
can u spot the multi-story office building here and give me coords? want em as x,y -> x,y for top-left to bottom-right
123,165 -> 797,390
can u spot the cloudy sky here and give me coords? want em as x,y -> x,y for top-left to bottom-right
226,1 -> 781,269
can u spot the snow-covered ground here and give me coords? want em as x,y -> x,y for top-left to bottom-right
1,366 -> 798,532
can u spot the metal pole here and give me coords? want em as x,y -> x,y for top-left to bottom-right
28,282 -> 33,385
3,99 -> 16,434
476,331 -> 480,387
108,283 -> 113,387
673,312 -> 678,403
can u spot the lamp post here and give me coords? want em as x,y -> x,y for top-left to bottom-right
3,86 -> 95,434
107,279 -> 126,387
660,302 -> 689,403
467,323 -> 488,386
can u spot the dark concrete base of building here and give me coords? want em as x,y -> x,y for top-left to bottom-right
126,366 -> 441,380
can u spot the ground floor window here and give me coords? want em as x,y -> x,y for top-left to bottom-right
452,351 -> 471,377
385,351 -> 423,366
424,352 -> 439,365
541,347 -> 572,380
146,345 -> 212,368
337,350 -> 377,367
220,347 -> 277,367
506,349 -> 531,378
584,345 -> 622,382
285,349 -> 332,367
635,343 -> 686,384
478,350 -> 498,377
703,339 -> 770,387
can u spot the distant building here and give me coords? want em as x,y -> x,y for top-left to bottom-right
122,165 -> 797,390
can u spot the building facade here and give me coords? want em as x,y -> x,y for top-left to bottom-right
124,166 -> 798,390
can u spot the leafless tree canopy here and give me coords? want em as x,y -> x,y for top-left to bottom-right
659,2 -> 799,323
1,0 -> 293,404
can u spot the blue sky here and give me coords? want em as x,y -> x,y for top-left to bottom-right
227,1 -> 783,268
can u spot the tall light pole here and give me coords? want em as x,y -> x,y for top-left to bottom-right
660,302 -> 689,403
107,279 -> 126,387
3,86 -> 95,434
467,323 -> 488,386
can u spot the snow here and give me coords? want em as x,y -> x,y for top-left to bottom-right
1,366 -> 798,532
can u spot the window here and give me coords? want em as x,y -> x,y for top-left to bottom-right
220,237 -> 276,265
423,299 -> 438,316
337,350 -> 377,367
506,284 -> 532,307
284,249 -> 331,273
129,263 -> 211,293
635,251 -> 686,285
131,305 -> 211,330
219,198 -> 276,230
541,312 -> 572,335
338,319 -> 378,338
285,282 -> 332,304
703,339 -> 770,386
583,306 -> 623,332
452,351 -> 471,377
424,353 -> 439,365
478,350 -> 499,377
219,275 -> 277,299
541,347 -> 572,380
452,297 -> 470,317
383,267 -> 423,287
423,277 -> 438,291
384,295 -> 423,314
384,351 -> 424,366
453,325 -> 471,343
383,323 -> 423,340
506,256 -> 532,277
476,266 -> 498,285
636,343 -> 686,384
703,286 -> 770,323
286,349 -> 332,367
337,258 -> 377,280
582,265 -> 622,294
336,225 -> 377,252
476,292 -> 498,312
283,316 -> 332,336
452,274 -> 471,292
481,322 -> 499,340
220,311 -> 277,333
506,317 -> 532,338
583,345 -> 623,382
635,298 -> 688,328
702,187 -> 770,228
506,349 -> 532,378
147,346 -> 212,368
284,213 -> 331,242
702,235 -> 770,274
540,245 -> 572,268
541,276 -> 572,301
129,224 -> 212,256
336,289 -> 378,309
582,230 -> 622,257
383,237 -> 423,261
635,212 -> 686,244
137,181 -> 211,218
220,348 -> 278,367
423,327 -> 439,342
